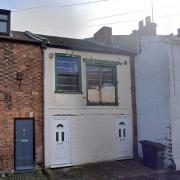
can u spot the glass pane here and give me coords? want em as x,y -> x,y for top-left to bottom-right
87,65 -> 100,103
102,67 -> 113,84
56,132 -> 59,142
0,14 -> 8,20
56,56 -> 79,73
123,129 -> 126,137
0,21 -> 7,33
61,132 -> 64,142
87,65 -> 100,89
57,85 -> 79,92
57,75 -> 78,85
119,129 -> 121,138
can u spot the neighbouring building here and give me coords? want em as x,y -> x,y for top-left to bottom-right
0,9 -> 43,173
89,16 -> 180,170
28,32 -> 137,168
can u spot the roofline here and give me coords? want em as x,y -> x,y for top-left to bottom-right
18,31 -> 136,55
0,34 -> 42,45
167,37 -> 180,45
47,43 -> 135,55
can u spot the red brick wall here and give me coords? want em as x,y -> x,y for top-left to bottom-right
0,40 -> 43,172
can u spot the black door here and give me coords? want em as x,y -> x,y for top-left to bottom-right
15,119 -> 34,171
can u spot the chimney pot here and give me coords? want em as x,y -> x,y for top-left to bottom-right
139,20 -> 144,29
145,16 -> 151,25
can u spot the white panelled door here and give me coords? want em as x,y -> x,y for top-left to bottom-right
51,117 -> 71,167
116,115 -> 133,159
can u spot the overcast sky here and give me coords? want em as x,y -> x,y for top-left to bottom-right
1,0 -> 180,38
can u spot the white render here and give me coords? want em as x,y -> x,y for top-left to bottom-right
168,39 -> 180,170
44,47 -> 133,167
134,36 -> 180,170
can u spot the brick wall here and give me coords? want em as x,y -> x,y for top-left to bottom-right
0,40 -> 43,172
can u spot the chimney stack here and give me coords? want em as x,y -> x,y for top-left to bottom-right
132,16 -> 157,36
93,26 -> 112,44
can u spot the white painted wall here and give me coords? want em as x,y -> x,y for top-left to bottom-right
168,40 -> 180,170
135,36 -> 172,166
44,48 -> 133,167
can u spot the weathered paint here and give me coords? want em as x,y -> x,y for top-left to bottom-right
44,47 -> 133,167
135,36 -> 172,167
168,40 -> 180,170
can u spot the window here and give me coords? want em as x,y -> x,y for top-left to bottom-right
86,63 -> 117,105
55,54 -> 81,93
0,10 -> 10,35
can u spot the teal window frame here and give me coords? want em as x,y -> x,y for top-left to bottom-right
84,58 -> 118,106
55,53 -> 82,94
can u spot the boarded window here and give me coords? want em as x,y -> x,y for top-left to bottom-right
87,64 -> 117,105
55,55 -> 81,93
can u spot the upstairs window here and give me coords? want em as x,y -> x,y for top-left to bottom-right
0,10 -> 10,36
55,54 -> 81,93
86,63 -> 118,105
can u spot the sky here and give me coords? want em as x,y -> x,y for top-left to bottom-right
1,0 -> 180,38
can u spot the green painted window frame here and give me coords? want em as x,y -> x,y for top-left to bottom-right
85,59 -> 118,106
55,53 -> 82,94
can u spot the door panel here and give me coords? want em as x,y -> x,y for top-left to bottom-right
15,119 -> 34,170
116,115 -> 133,159
51,117 -> 71,167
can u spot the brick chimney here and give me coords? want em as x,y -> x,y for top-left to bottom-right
131,16 -> 157,36
93,26 -> 112,44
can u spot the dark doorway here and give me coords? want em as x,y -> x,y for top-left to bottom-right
15,119 -> 34,171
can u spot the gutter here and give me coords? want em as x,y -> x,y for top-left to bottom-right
47,43 -> 136,56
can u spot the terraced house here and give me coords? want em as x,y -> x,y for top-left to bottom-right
0,9 -> 43,173
27,29 -> 137,168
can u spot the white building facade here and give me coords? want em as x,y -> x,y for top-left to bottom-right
40,36 -> 136,168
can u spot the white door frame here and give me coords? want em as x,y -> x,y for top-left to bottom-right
115,114 -> 133,160
50,116 -> 71,168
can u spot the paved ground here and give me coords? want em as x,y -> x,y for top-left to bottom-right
1,160 -> 180,180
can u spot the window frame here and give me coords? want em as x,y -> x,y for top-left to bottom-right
84,59 -> 119,106
0,9 -> 10,36
55,53 -> 82,94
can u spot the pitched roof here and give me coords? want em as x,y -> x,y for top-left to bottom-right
0,31 -> 136,55
36,34 -> 136,55
0,31 -> 41,44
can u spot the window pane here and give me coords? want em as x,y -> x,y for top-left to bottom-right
87,65 -> 100,103
102,67 -> 113,84
101,67 -> 115,103
87,65 -> 100,88
57,85 -> 79,92
57,75 -> 78,85
55,55 -> 80,92
0,21 -> 7,33
56,56 -> 79,73
0,14 -> 8,20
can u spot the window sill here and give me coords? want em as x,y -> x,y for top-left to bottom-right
87,102 -> 119,106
